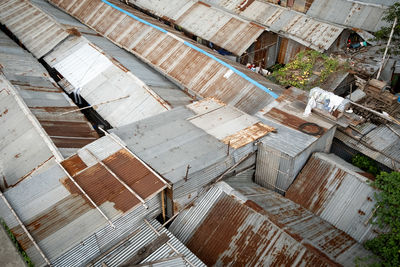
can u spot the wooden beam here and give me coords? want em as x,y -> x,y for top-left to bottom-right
120,233 -> 169,267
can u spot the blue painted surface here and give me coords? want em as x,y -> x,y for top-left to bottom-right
100,0 -> 278,99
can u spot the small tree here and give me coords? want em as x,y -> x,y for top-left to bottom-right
365,171 -> 400,266
374,3 -> 400,55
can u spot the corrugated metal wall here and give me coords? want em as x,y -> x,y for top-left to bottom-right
255,126 -> 336,194
277,37 -> 307,64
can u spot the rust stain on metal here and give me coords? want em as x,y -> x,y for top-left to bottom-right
61,154 -> 87,176
13,156 -> 55,188
29,106 -> 99,149
61,149 -> 165,213
39,121 -> 99,138
244,200 -> 264,213
286,158 -> 336,214
186,195 -> 248,266
302,243 -> 342,267
30,106 -> 76,113
356,171 -> 375,181
222,122 -> 275,149
286,156 -> 349,215
319,231 -> 357,258
265,108 -> 326,136
65,27 -> 82,36
238,0 -> 255,11
197,1 -> 211,7
0,108 -> 8,118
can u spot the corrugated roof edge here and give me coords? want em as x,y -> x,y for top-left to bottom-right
99,0 -> 278,99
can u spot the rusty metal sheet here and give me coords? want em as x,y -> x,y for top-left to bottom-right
222,122 -> 275,148
170,182 -> 373,266
207,0 -> 345,51
62,149 -> 166,213
48,0 -> 279,115
3,138 -> 167,261
164,1 -> 264,56
265,107 -> 327,136
187,99 -> 274,148
0,0 -> 70,58
286,152 -> 383,243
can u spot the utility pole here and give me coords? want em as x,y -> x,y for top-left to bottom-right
376,17 -> 397,80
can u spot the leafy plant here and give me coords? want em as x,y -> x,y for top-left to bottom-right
271,50 -> 342,90
352,154 -> 381,177
364,171 -> 400,266
1,219 -> 34,267
374,3 -> 400,55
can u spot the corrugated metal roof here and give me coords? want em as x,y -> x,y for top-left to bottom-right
136,256 -> 187,267
0,0 -> 70,58
61,148 -> 166,213
0,134 -> 167,265
252,87 -> 337,193
355,0 -> 399,5
0,71 -> 59,188
111,100 -> 270,185
128,0 -> 264,56
306,0 -> 390,32
204,0 -> 345,51
335,123 -> 400,170
48,0 -> 279,115
256,87 -> 336,157
0,31 -> 99,158
31,0 -> 194,108
44,35 -> 171,128
89,219 -> 205,267
286,152 -> 381,243
1,0 -> 189,129
187,99 -> 275,148
110,101 -> 267,210
170,181 -> 374,266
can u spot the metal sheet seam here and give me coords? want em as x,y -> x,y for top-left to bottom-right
100,0 -> 279,99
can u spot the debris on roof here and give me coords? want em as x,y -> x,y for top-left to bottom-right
286,152 -> 383,243
254,87 -> 337,193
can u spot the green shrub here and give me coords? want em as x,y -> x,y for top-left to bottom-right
364,171 -> 400,266
352,154 -> 381,177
